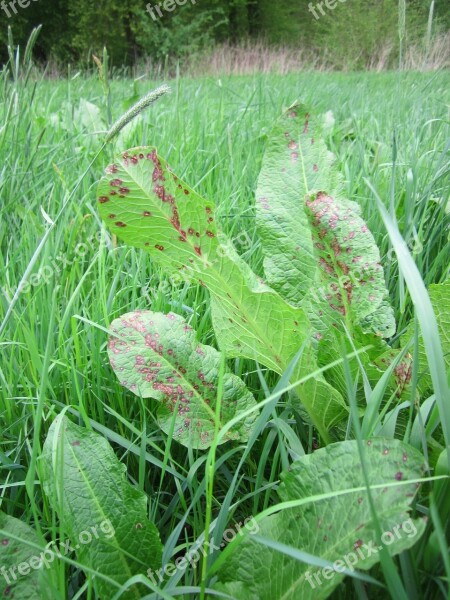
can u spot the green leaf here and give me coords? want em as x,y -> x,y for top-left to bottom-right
304,192 -> 396,338
40,415 -> 163,599
74,98 -> 105,133
402,279 -> 450,395
96,148 -> 309,371
318,327 -> 413,403
255,103 -> 343,304
96,147 -> 348,439
108,310 -> 259,449
215,439 -> 426,600
255,104 -> 395,339
0,513 -> 52,600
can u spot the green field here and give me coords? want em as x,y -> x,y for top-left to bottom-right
1,62 -> 449,600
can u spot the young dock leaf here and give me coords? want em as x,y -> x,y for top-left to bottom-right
40,415 -> 163,599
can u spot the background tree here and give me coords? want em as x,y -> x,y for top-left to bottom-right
0,0 -> 448,67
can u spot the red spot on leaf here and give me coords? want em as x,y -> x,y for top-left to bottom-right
303,113 -> 310,133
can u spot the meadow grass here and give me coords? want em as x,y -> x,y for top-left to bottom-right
0,61 -> 449,599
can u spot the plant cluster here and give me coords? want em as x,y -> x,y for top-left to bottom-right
0,68 -> 448,599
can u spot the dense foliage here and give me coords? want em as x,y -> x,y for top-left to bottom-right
0,24 -> 449,598
0,0 -> 448,67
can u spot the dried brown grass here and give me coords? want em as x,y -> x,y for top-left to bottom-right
185,34 -> 449,76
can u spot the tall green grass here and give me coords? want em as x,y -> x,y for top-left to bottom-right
0,43 -> 449,599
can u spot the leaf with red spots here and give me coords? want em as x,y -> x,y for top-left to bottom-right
97,148 -> 217,272
97,147 -> 348,440
256,103 -> 344,306
96,148 -> 305,371
215,439 -> 426,600
367,347 -> 413,400
0,513 -> 54,599
108,310 -> 258,449
256,104 -> 395,339
305,191 -> 396,338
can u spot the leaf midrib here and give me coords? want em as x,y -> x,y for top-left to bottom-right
119,154 -> 290,372
52,420 -> 154,599
113,321 -> 222,426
